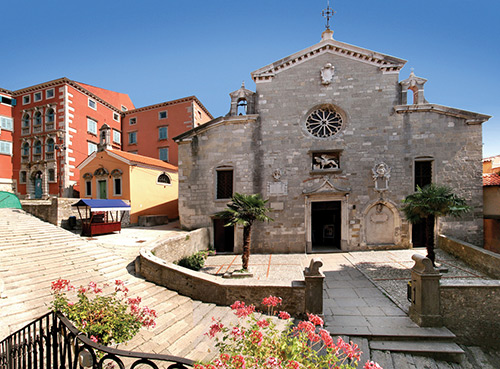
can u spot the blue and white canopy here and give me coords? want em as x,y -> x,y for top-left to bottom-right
72,199 -> 131,212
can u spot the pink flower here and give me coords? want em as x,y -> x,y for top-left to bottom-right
364,361 -> 383,369
257,319 -> 270,328
231,301 -> 255,318
206,318 -> 224,338
90,335 -> 98,343
285,360 -> 300,369
296,320 -> 315,333
264,356 -> 281,368
231,326 -> 245,338
319,329 -> 334,348
262,296 -> 282,308
51,279 -> 73,292
250,329 -> 263,346
307,313 -> 324,327
278,311 -> 291,320
345,341 -> 361,360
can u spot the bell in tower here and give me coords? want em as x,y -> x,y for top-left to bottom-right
227,82 -> 256,116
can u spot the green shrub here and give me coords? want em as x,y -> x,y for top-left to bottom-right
177,252 -> 206,271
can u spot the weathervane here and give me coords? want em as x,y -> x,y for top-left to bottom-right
322,0 -> 335,30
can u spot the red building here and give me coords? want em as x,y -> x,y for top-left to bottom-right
0,78 -> 212,199
10,78 -> 129,198
122,97 -> 212,165
0,88 -> 15,192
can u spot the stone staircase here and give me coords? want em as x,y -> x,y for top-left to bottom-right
0,208 -> 226,363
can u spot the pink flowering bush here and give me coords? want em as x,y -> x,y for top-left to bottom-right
50,279 -> 157,346
196,296 -> 382,369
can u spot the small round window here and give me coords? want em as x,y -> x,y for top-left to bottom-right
305,107 -> 343,138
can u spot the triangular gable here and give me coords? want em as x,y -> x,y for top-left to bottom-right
76,150 -> 98,170
252,34 -> 406,82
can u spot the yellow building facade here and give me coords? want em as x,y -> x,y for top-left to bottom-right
77,149 -> 178,224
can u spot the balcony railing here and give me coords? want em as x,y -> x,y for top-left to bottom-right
45,152 -> 55,160
21,128 -> 30,135
0,311 -> 194,369
33,125 -> 43,134
45,123 -> 54,131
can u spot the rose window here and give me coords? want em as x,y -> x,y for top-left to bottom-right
305,108 -> 343,138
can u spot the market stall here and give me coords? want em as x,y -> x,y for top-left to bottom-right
72,199 -> 131,236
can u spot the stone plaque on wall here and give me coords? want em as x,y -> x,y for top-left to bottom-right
268,181 -> 288,196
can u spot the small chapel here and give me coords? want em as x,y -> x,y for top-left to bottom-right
174,9 -> 490,254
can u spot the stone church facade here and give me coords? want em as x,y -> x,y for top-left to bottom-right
174,29 -> 490,254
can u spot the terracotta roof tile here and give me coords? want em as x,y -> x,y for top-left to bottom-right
483,173 -> 500,186
110,150 -> 177,171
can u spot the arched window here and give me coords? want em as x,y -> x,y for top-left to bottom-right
21,142 -> 30,156
22,113 -> 30,127
34,140 -> 42,154
157,173 -> 171,185
46,108 -> 54,123
34,112 -> 42,126
237,99 -> 247,115
46,138 -> 55,152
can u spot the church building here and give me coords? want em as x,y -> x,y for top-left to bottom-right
174,24 -> 490,254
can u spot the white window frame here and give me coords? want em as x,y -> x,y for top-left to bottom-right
121,105 -> 128,112
113,112 -> 119,122
22,95 -> 30,105
0,116 -> 13,131
88,142 -> 97,155
158,111 -> 167,119
158,126 -> 168,140
113,130 -> 121,144
88,98 -> 97,110
129,117 -> 136,125
87,118 -> 97,135
46,89 -> 55,99
34,92 -> 42,102
159,147 -> 169,161
113,177 -> 122,196
128,131 -> 137,144
0,140 -> 12,155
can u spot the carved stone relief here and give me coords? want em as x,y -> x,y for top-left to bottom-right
321,63 -> 335,85
365,203 -> 395,245
372,162 -> 391,192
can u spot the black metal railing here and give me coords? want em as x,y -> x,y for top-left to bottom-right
0,311 -> 194,369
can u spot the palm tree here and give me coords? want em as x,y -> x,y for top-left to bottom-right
216,193 -> 273,270
402,183 -> 471,266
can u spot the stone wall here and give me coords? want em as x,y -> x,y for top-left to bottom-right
440,280 -> 500,348
438,235 -> 500,279
151,228 -> 209,263
21,197 -> 130,228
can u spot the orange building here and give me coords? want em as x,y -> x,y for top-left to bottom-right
0,78 -> 211,200
122,96 -> 212,165
77,145 -> 179,224
0,88 -> 15,192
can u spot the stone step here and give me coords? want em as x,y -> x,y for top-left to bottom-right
330,326 -> 456,342
370,340 -> 465,363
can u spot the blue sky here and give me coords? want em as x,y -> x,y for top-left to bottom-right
2,0 -> 498,157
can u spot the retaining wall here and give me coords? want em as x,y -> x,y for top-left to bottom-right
135,228 -> 317,316
440,280 -> 500,348
438,235 -> 500,279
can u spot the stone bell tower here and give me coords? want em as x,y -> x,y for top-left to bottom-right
228,82 -> 256,116
98,123 -> 112,151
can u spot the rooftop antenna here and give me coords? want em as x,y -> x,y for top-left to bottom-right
322,0 -> 335,30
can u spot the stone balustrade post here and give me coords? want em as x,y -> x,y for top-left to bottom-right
409,254 -> 442,327
304,258 -> 324,316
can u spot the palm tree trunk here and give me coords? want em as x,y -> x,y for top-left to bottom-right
425,216 -> 436,266
242,225 -> 252,270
